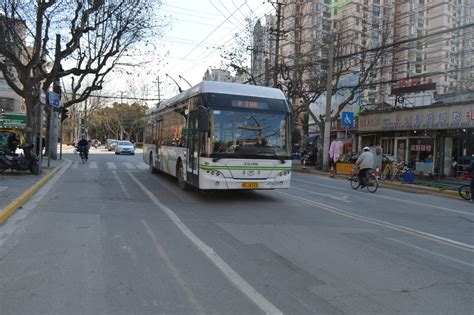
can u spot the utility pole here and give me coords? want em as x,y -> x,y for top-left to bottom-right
322,34 -> 335,172
264,58 -> 270,86
153,76 -> 162,103
272,1 -> 283,88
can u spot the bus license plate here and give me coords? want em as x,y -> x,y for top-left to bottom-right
242,182 -> 259,189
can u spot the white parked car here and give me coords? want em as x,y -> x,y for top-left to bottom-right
114,141 -> 135,155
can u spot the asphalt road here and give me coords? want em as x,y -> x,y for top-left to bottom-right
0,148 -> 473,314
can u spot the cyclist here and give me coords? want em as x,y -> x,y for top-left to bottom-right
355,147 -> 374,188
76,135 -> 90,161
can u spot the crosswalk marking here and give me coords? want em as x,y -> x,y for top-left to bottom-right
136,163 -> 148,170
72,162 -> 78,168
89,161 -> 98,169
107,162 -> 117,169
123,162 -> 136,170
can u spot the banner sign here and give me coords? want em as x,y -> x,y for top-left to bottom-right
359,104 -> 474,131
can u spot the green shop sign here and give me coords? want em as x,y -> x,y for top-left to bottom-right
0,113 -> 27,129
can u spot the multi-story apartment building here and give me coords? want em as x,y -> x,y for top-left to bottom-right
272,0 -> 395,109
251,15 -> 276,86
254,0 -> 472,105
389,0 -> 474,103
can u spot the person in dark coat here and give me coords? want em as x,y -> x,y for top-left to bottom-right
7,132 -> 19,154
35,133 -> 46,156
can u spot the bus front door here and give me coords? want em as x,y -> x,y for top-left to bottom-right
186,113 -> 199,186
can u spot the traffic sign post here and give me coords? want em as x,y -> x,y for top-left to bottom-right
341,112 -> 354,154
48,91 -> 60,108
341,112 -> 354,128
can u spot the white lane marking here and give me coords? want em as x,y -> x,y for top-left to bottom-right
136,163 -> 148,170
72,162 -> 78,169
0,186 -> 7,192
293,178 -> 349,192
123,162 -> 136,170
112,171 -> 130,199
293,177 -> 473,217
275,191 -> 474,252
107,162 -> 117,170
142,220 -> 205,313
128,171 -> 282,315
291,185 -> 351,203
0,160 -> 72,248
387,238 -> 474,268
89,161 -> 98,169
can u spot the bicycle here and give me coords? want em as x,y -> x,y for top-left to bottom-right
77,146 -> 88,164
350,168 -> 379,193
458,184 -> 471,201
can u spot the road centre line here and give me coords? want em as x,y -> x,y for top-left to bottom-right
292,177 -> 473,217
275,191 -> 474,252
113,171 -> 131,199
142,220 -> 204,313
387,238 -> 474,268
127,171 -> 283,315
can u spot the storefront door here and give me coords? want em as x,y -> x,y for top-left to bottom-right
396,138 -> 408,164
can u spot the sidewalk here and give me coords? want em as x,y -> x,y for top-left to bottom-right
292,160 -> 466,198
0,158 -> 65,224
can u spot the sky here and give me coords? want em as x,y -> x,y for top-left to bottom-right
105,0 -> 274,106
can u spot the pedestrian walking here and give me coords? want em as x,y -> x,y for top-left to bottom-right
35,133 -> 46,156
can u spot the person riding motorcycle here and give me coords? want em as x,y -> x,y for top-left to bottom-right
76,136 -> 90,161
355,147 -> 374,188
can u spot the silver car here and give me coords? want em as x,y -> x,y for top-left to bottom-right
114,141 -> 135,155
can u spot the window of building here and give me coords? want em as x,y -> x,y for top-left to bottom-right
373,5 -> 380,17
314,3 -> 321,12
0,98 -> 15,112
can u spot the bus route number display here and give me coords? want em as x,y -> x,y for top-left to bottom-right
232,100 -> 268,110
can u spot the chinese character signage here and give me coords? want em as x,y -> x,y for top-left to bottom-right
359,104 -> 474,131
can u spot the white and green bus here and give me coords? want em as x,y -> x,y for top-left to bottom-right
143,81 -> 292,190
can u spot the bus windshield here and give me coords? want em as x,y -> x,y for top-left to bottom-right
210,108 -> 289,160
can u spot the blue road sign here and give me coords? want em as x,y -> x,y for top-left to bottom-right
341,112 -> 354,127
48,91 -> 60,108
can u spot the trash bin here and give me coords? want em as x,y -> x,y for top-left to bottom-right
403,171 -> 414,184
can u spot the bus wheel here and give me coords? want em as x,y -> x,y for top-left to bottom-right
149,153 -> 158,174
177,161 -> 190,191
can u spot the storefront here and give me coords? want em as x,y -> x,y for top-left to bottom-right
358,102 -> 474,177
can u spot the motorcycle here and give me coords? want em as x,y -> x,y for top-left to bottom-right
0,144 -> 40,175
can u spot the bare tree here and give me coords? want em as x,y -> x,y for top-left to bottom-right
0,0 -> 159,143
276,4 -> 392,167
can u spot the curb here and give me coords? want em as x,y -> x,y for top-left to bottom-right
0,162 -> 64,224
293,168 -> 460,198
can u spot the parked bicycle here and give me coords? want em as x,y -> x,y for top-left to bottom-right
458,184 -> 471,201
350,167 -> 379,193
